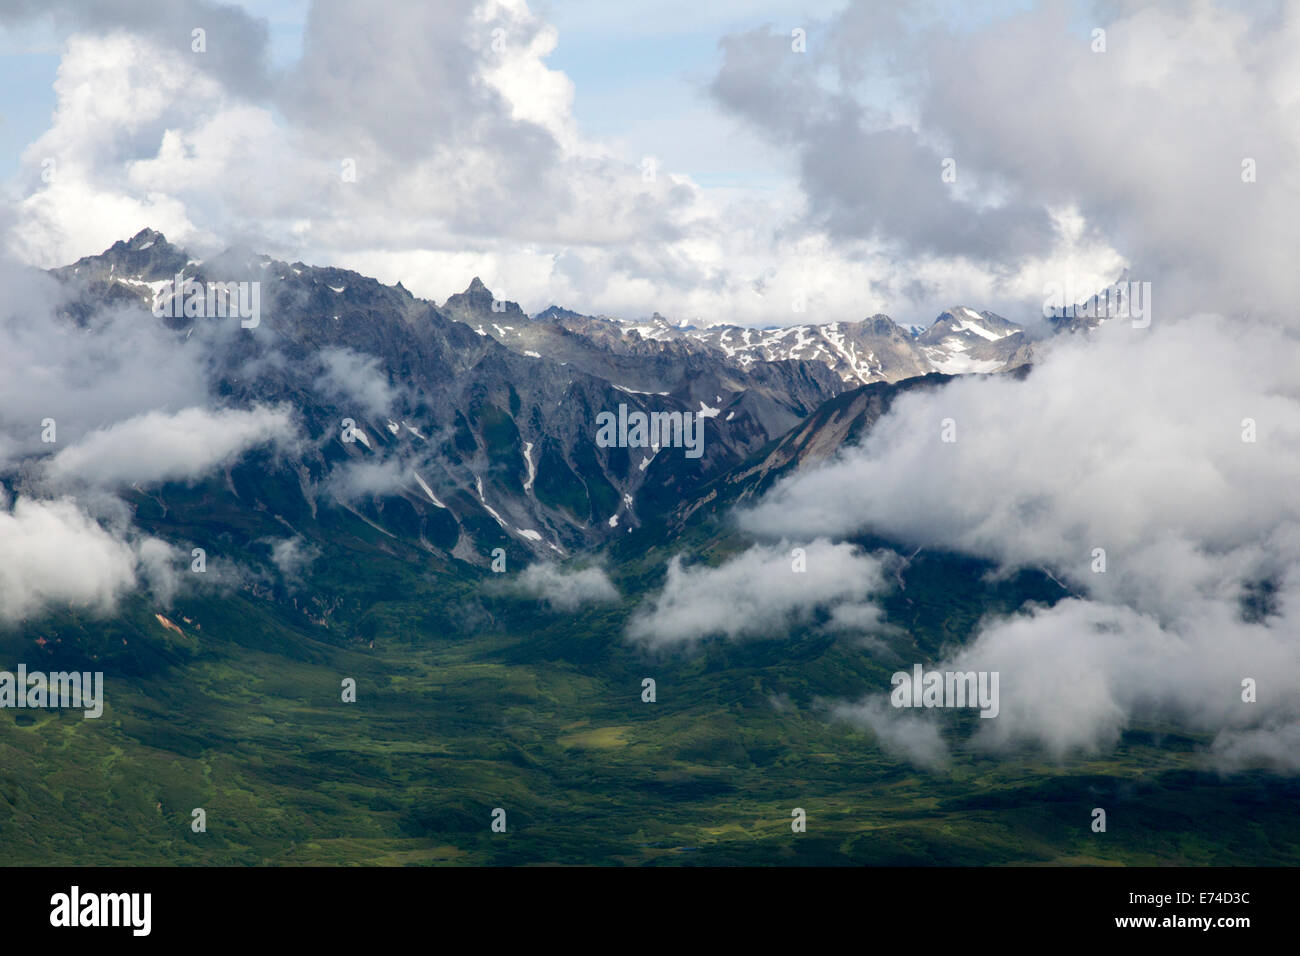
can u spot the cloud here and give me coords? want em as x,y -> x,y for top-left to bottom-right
513,562 -> 619,611
0,0 -> 1122,328
279,0 -> 534,162
45,404 -> 296,488
323,457 -> 410,503
744,316 -> 1300,616
135,535 -> 185,607
8,0 -> 1299,329
0,224 -> 297,622
710,24 -> 1055,263
3,2 -> 682,274
742,314 -> 1300,768
0,0 -> 274,98
317,347 -> 399,420
0,495 -> 137,622
627,539 -> 888,649
828,696 -> 949,770
907,1 -> 1300,322
268,535 -> 321,584
0,260 -> 210,471
1212,721 -> 1300,774
942,596 -> 1300,764
709,1 -> 1300,322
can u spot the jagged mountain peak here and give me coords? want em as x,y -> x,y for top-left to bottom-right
854,313 -> 907,337
128,226 -> 164,245
922,306 -> 1022,341
916,306 -> 1029,375
442,277 -> 525,321
534,304 -> 586,323
55,226 -> 192,283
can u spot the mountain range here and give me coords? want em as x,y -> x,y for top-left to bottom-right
43,228 -> 1034,569
455,283 -> 1031,386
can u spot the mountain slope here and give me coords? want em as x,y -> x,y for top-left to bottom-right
40,230 -> 850,568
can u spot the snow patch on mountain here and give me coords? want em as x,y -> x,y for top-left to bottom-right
522,441 -> 536,494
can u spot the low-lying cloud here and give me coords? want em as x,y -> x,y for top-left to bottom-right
317,347 -> 401,420
514,562 -> 619,611
742,315 -> 1300,769
0,262 -> 209,471
45,404 -> 296,489
627,539 -> 889,649
0,495 -> 149,623
268,535 -> 321,585
828,696 -> 950,771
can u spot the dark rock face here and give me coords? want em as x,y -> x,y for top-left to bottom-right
42,232 -> 1036,570
43,234 -> 850,565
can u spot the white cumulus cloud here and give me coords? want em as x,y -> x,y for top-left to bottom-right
45,404 -> 296,488
627,539 -> 889,649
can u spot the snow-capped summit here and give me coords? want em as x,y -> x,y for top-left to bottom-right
915,307 -> 1029,375
494,304 -> 1031,386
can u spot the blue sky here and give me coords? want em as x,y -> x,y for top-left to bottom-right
0,27 -> 58,180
